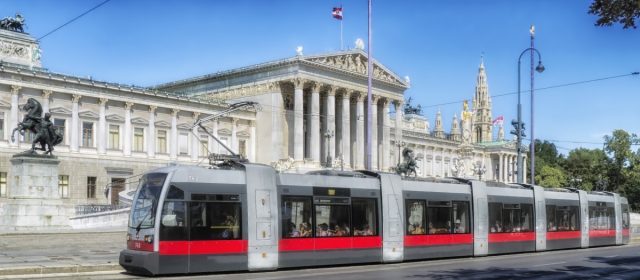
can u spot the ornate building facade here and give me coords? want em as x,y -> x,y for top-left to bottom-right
0,28 -> 521,210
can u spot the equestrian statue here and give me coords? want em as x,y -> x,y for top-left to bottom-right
395,147 -> 418,177
11,98 -> 63,155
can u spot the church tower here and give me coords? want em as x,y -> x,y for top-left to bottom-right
473,57 -> 493,143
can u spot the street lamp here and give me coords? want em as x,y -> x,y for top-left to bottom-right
324,130 -> 334,168
473,162 -> 487,181
516,47 -> 544,184
395,140 -> 406,165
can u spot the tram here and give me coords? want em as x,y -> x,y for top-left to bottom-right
119,162 -> 631,276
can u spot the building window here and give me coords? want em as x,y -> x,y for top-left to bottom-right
239,139 -> 247,158
82,122 -> 93,147
54,119 -> 66,143
0,112 -> 4,140
58,175 -> 69,198
109,125 -> 119,149
220,137 -> 229,155
87,176 -> 97,199
133,127 -> 144,152
157,130 -> 167,153
0,172 -> 6,197
179,132 -> 189,155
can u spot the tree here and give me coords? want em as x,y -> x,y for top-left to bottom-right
604,129 -> 638,192
563,148 -> 608,191
535,165 -> 567,188
588,0 -> 640,29
527,139 -> 565,181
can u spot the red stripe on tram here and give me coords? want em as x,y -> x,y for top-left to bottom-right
127,240 -> 154,252
589,230 -> 616,238
488,232 -> 536,243
159,240 -> 248,255
404,234 -> 473,247
623,229 -> 630,237
279,236 -> 382,252
546,231 -> 581,240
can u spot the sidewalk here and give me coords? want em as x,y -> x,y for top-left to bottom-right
0,229 -> 126,277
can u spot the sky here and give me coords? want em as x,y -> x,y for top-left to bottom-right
3,0 -> 639,154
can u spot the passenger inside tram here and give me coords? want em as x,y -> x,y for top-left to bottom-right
490,221 -> 503,233
354,224 -> 375,236
454,219 -> 465,233
299,222 -> 312,237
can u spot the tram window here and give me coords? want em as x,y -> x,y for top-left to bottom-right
502,204 -> 521,233
452,201 -> 470,234
427,201 -> 452,234
622,205 -> 630,229
520,204 -> 534,232
166,185 -> 184,200
589,206 -> 614,230
352,198 -> 377,236
190,202 -> 242,240
556,206 -> 579,231
546,205 -> 557,232
607,207 -> 615,230
315,204 -> 351,237
281,196 -> 312,238
160,201 -> 187,241
406,200 -> 426,235
489,203 -> 503,233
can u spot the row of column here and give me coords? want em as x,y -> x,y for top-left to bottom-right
290,79 -> 403,171
7,87 -> 255,162
497,154 -> 527,183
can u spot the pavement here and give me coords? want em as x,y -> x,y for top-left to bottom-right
0,230 -> 638,279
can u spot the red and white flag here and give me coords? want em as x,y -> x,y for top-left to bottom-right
332,7 -> 343,20
492,115 -> 504,126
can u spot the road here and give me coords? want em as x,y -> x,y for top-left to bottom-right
15,244 -> 640,280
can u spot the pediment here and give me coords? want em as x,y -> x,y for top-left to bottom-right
0,99 -> 10,108
236,130 -> 250,138
155,120 -> 171,128
131,117 -> 148,125
79,110 -> 99,119
50,107 -> 72,116
304,50 -> 409,87
217,128 -> 232,135
106,114 -> 125,122
177,123 -> 192,130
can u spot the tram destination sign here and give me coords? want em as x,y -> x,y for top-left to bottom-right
313,187 -> 350,197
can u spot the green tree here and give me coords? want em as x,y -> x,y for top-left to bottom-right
535,165 -> 567,188
589,0 -> 640,29
563,148 -> 608,191
527,139 -> 565,181
604,129 -> 638,192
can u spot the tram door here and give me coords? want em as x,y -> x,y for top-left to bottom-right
110,178 -> 125,205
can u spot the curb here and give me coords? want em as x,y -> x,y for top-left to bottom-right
0,264 -> 123,277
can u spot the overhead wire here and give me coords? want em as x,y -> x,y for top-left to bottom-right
37,0 -> 112,42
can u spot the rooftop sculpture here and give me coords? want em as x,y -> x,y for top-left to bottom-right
0,13 -> 26,33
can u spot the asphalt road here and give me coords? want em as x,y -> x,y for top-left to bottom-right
19,244 -> 640,280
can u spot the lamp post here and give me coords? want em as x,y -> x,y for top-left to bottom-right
474,162 -> 487,181
395,140 -> 406,165
324,130 -> 334,168
516,37 -> 545,184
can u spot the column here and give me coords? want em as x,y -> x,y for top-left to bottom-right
293,78 -> 304,161
422,146 -> 427,177
123,102 -> 133,156
382,99 -> 390,171
523,156 -> 528,183
270,82 -> 283,161
41,90 -> 52,116
212,120 -> 219,154
148,105 -> 157,158
507,155 -> 513,182
231,118 -> 238,154
98,98 -> 108,154
498,154 -> 503,182
441,149 -> 445,177
191,112 -> 200,161
371,96 -> 379,170
170,109 -> 179,160
355,93 -> 365,169
326,86 -> 336,160
431,148 -> 436,176
250,120 -> 256,162
9,85 -> 21,146
394,100 -> 403,142
310,83 -> 320,163
70,94 -> 81,152
341,90 -> 351,168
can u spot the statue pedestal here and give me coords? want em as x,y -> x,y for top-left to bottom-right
0,155 -> 71,231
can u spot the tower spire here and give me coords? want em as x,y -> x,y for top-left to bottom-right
473,56 -> 493,143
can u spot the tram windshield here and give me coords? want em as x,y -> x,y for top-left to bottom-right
129,173 -> 167,229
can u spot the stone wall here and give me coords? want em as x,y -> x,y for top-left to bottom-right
69,207 -> 129,229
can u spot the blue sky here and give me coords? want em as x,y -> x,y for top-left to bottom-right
3,0 -> 639,154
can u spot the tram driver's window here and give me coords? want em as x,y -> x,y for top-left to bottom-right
452,201 -> 470,234
281,197 -> 312,238
489,203 -> 503,233
352,198 -> 377,236
427,201 -> 452,234
160,201 -> 186,241
406,200 -> 426,235
315,204 -> 351,237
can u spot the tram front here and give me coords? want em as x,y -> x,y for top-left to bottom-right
119,171 -> 169,275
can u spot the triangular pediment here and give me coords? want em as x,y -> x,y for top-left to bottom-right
304,50 -> 409,87
50,107 -> 72,116
155,120 -> 171,128
106,114 -> 125,122
79,110 -> 99,119
0,99 -> 10,108
131,117 -> 148,125
177,123 -> 192,130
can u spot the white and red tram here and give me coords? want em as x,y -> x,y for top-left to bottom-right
119,163 -> 630,275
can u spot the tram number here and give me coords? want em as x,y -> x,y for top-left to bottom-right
135,242 -> 141,249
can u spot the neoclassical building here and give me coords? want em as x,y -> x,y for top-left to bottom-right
0,28 -> 521,210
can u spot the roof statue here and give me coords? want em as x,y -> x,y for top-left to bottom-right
0,13 -> 25,33
404,97 -> 423,116
11,98 -> 63,156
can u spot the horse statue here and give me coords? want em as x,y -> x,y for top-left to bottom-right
11,98 -> 63,155
0,13 -> 25,33
395,147 -> 418,177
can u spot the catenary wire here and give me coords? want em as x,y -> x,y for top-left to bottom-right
37,0 -> 113,41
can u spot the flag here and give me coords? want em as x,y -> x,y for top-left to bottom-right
492,115 -> 504,126
332,7 -> 343,20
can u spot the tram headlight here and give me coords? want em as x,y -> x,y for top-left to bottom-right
143,235 -> 154,243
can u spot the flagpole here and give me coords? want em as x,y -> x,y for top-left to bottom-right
366,0 -> 372,170
340,18 -> 343,50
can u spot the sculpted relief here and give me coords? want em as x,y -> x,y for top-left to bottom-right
308,54 -> 401,85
